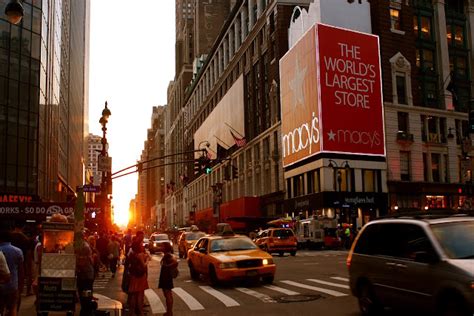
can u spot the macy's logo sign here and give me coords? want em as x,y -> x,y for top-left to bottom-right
282,113 -> 320,158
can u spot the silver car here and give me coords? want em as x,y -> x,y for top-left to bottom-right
348,216 -> 474,316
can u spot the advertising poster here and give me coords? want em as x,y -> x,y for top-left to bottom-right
280,26 -> 320,167
279,23 -> 385,167
317,23 -> 385,156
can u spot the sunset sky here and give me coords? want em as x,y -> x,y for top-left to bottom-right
88,0 -> 175,226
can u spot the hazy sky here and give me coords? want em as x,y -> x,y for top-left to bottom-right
89,0 -> 175,226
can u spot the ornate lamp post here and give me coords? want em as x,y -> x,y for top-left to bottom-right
99,102 -> 112,231
4,0 -> 24,24
328,159 -> 351,225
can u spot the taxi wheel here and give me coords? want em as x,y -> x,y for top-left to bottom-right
209,265 -> 219,286
189,263 -> 199,280
262,275 -> 274,284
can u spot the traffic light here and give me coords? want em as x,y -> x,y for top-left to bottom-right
469,110 -> 474,134
224,165 -> 231,181
232,165 -> 238,179
137,161 -> 143,173
194,156 -> 205,175
204,159 -> 212,174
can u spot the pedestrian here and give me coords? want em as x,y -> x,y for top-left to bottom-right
107,236 -> 121,277
87,235 -> 100,278
158,243 -> 178,316
76,234 -> 97,316
0,229 -> 24,316
10,220 -> 33,300
0,250 -> 10,283
123,229 -> 132,258
96,231 -> 109,272
127,241 -> 149,316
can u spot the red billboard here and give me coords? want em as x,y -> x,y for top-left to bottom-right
280,23 -> 385,167
317,24 -> 384,156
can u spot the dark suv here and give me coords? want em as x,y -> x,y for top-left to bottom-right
347,216 -> 474,315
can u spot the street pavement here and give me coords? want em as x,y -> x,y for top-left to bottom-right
20,249 -> 361,316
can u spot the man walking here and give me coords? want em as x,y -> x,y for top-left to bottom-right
0,229 -> 24,316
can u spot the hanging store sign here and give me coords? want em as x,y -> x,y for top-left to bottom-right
280,23 -> 385,167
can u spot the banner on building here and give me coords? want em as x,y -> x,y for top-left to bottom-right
280,23 -> 385,167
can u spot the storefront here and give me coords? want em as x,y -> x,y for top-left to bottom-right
284,192 -> 388,229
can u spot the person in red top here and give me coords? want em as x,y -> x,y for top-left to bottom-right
127,241 -> 149,316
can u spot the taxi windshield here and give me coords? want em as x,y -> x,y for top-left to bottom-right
186,232 -> 205,241
210,237 -> 257,252
431,221 -> 474,259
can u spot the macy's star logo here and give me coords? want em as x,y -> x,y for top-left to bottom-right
289,56 -> 307,109
327,130 -> 336,141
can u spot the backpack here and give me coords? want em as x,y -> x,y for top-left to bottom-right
128,253 -> 146,278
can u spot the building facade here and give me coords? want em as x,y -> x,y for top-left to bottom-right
137,106 -> 166,232
163,0 -> 474,231
0,0 -> 90,203
371,0 -> 473,211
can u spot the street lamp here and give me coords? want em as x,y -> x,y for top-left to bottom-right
328,160 -> 351,225
4,0 -> 23,25
99,101 -> 112,231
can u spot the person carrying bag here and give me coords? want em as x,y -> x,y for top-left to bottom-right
158,243 -> 178,316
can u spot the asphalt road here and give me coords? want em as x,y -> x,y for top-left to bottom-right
20,249 -> 361,316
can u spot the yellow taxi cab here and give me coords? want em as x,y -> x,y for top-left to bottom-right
178,230 -> 206,258
187,230 -> 276,285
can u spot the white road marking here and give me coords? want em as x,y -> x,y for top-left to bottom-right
264,285 -> 300,296
144,289 -> 166,314
307,279 -> 350,289
280,280 -> 348,297
199,286 -> 240,307
331,276 -> 349,282
172,287 -> 205,310
235,287 -> 276,303
94,293 -> 123,312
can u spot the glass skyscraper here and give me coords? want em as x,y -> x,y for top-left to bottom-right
0,0 -> 89,202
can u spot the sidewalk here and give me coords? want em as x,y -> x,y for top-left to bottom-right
19,291 -> 123,315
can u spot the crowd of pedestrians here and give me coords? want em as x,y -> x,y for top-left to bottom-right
0,222 -> 179,316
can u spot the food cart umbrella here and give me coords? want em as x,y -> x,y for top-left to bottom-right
267,217 -> 293,226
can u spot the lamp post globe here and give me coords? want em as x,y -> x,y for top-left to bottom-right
102,101 -> 111,119
5,0 -> 24,25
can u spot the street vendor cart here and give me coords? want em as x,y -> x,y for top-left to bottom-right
36,221 -> 76,316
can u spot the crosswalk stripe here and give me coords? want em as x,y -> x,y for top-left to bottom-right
306,279 -> 350,289
264,285 -> 300,296
145,289 -> 167,314
331,277 -> 349,282
235,287 -> 276,303
199,286 -> 240,307
280,280 -> 348,297
173,287 -> 205,310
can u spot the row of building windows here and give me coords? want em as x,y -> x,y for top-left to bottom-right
397,111 -> 470,143
390,0 -> 471,110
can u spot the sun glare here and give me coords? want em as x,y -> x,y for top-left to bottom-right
113,207 -> 129,228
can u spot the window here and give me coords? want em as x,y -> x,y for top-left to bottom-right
400,151 -> 410,181
423,153 -> 428,181
421,115 -> 447,143
390,8 -> 401,31
307,169 -> 320,194
431,153 -> 440,182
293,174 -> 304,197
396,75 -> 407,104
398,112 -> 409,132
363,170 -> 375,192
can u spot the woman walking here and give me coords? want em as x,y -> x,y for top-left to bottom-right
127,241 -> 149,316
107,236 -> 120,277
158,243 -> 178,316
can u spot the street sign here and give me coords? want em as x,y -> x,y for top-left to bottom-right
82,185 -> 101,193
98,156 -> 112,172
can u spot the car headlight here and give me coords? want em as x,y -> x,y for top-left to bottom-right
219,262 -> 237,269
262,258 -> 273,265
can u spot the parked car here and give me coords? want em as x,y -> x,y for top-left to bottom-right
347,215 -> 474,316
178,231 -> 206,258
148,233 -> 173,254
187,232 -> 276,285
254,227 -> 298,256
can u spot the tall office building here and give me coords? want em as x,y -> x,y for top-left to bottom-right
0,0 -> 90,202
